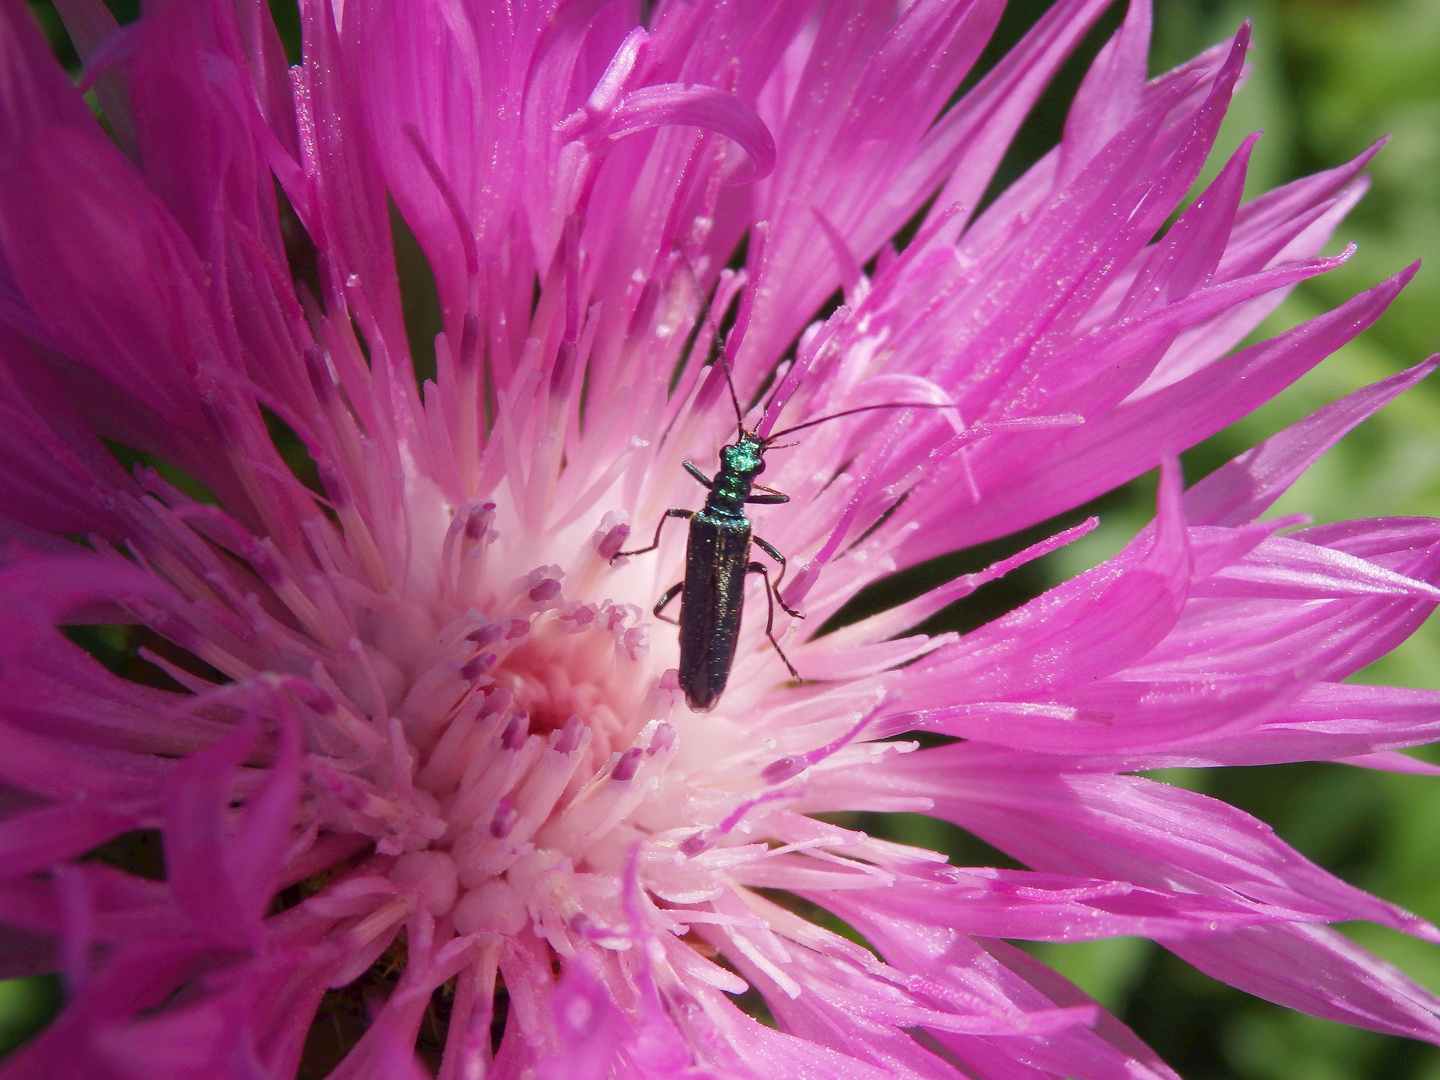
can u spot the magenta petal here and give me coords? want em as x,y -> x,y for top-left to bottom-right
0,133 -> 224,439
916,0 -> 1116,245
165,711 -> 300,947
0,801 -> 141,882
1185,357 -> 1440,526
890,748 -> 1439,941
86,984 -> 261,1080
164,719 -> 267,947
813,871 -> 1296,945
1338,751 -> 1440,775
906,460 -> 1191,701
0,942 -> 213,1079
840,909 -> 1181,1080
906,265 -> 1415,555
905,673 -> 1306,755
1108,683 -> 1440,769
536,960 -> 626,1080
1171,923 -> 1440,1042
603,83 -> 776,183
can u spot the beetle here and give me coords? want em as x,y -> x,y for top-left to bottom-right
614,423 -> 798,712
614,367 -> 955,712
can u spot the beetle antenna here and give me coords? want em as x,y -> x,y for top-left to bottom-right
679,254 -> 747,432
765,401 -> 960,443
717,345 -> 747,433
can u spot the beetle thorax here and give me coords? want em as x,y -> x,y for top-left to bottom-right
706,434 -> 766,513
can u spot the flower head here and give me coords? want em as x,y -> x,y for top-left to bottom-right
1,1 -> 1438,1078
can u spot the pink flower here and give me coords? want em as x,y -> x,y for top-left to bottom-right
0,0 -> 1437,1077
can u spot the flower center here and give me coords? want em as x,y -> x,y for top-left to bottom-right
309,497 -> 680,938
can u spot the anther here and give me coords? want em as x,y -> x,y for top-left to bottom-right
611,747 -> 642,783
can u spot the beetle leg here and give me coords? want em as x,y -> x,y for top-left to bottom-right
653,581 -> 683,625
683,461 -> 713,487
746,483 -> 789,506
613,508 -> 694,562
747,561 -> 801,682
751,534 -> 803,618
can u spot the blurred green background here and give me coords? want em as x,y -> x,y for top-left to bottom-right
7,0 -> 1440,1076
